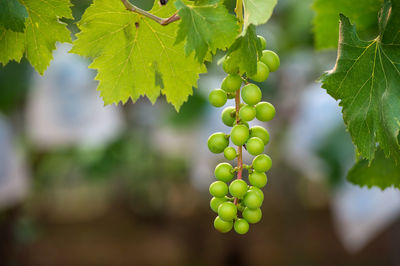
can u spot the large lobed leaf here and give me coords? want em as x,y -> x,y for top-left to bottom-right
243,0 -> 277,29
175,0 -> 239,62
312,0 -> 383,50
72,0 -> 206,110
0,0 -> 28,32
348,149 -> 400,189
0,0 -> 73,74
320,0 -> 400,164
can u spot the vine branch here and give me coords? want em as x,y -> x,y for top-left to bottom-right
121,0 -> 180,26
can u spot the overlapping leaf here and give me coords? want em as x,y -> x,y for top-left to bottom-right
0,0 -> 28,32
243,0 -> 277,28
348,149 -> 400,189
175,0 -> 239,62
312,0 -> 383,49
72,0 -> 206,110
223,25 -> 262,76
320,0 -> 400,164
0,0 -> 73,74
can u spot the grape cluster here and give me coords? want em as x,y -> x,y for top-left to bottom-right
207,36 -> 279,234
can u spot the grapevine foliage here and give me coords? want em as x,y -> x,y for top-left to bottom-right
0,0 -> 72,74
312,0 -> 383,49
0,0 -> 28,32
243,0 -> 277,28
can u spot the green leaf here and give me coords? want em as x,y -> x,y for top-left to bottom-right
175,0 -> 239,62
243,0 -> 277,28
0,0 -> 28,32
312,0 -> 383,49
0,0 -> 73,74
224,24 -> 262,76
72,0 -> 206,110
348,149 -> 400,189
320,0 -> 400,164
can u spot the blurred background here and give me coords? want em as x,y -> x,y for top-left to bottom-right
1,0 -> 400,265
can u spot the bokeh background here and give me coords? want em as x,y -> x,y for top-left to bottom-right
1,0 -> 400,265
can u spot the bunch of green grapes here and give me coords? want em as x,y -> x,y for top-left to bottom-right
207,36 -> 279,234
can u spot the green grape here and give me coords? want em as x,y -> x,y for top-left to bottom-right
218,202 -> 237,221
260,50 -> 280,72
221,74 -> 242,93
208,89 -> 227,107
255,102 -> 275,122
207,132 -> 229,153
214,162 -> 234,182
239,105 -> 256,122
223,57 -> 239,74
214,216 -> 233,233
210,197 -> 228,213
224,147 -> 237,160
230,124 -> 249,146
243,190 -> 263,209
246,137 -> 264,156
229,179 -> 248,198
249,186 -> 264,201
242,207 -> 262,224
221,107 -> 236,127
250,126 -> 270,145
249,61 -> 269,83
252,154 -> 272,172
227,92 -> 236,99
241,84 -> 262,106
234,218 -> 249,234
209,181 -> 228,198
257,35 -> 267,50
249,171 -> 267,188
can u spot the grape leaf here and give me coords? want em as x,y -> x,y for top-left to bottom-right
72,0 -> 206,110
243,0 -> 277,29
320,0 -> 400,164
0,0 -> 28,32
175,0 -> 239,62
0,0 -> 73,74
312,0 -> 383,49
223,24 -> 262,76
348,149 -> 400,189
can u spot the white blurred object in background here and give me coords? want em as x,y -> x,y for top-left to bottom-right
0,115 -> 29,209
26,44 -> 124,149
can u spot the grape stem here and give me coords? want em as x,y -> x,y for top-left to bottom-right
234,89 -> 243,206
121,0 -> 180,26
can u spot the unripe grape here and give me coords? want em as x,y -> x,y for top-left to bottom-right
218,202 -> 237,221
252,154 -> 272,172
241,84 -> 262,106
230,124 -> 249,146
250,126 -> 270,145
227,92 -> 236,99
221,74 -> 242,93
242,207 -> 262,224
208,132 -> 229,154
249,186 -> 264,201
229,179 -> 248,198
210,197 -> 227,213
209,89 -> 227,107
243,190 -> 263,209
260,50 -> 280,72
224,147 -> 237,160
221,107 -> 236,127
255,101 -> 275,122
214,216 -> 233,233
214,162 -> 234,182
249,171 -> 267,188
209,181 -> 228,198
239,105 -> 256,122
223,57 -> 239,74
234,218 -> 249,234
246,137 -> 264,156
249,61 -> 269,83
257,35 -> 267,50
